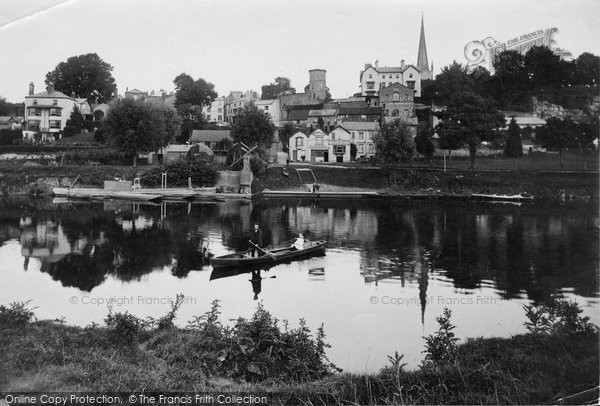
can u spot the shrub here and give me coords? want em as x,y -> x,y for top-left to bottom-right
0,129 -> 23,146
0,301 -> 36,327
142,160 -> 217,188
524,298 -> 598,336
105,311 -> 146,346
63,125 -> 80,138
249,154 -> 265,174
422,308 -> 459,366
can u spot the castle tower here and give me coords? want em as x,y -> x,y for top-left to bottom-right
417,15 -> 433,80
308,69 -> 328,101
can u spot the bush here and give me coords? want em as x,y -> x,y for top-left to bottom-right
0,301 -> 36,327
142,160 -> 217,188
524,298 -> 598,336
422,308 -> 459,366
63,125 -> 80,138
249,154 -> 265,174
0,129 -> 23,146
105,311 -> 146,346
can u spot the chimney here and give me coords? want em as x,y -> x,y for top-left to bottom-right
375,60 -> 379,68
28,82 -> 34,95
71,91 -> 76,98
47,82 -> 54,93
401,59 -> 405,69
364,63 -> 369,70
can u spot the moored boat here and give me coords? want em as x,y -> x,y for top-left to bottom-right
211,240 -> 327,269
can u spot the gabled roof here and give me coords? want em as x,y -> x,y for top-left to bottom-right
330,126 -> 350,134
191,130 -> 232,143
309,129 -> 328,138
125,88 -> 146,94
26,89 -> 72,99
307,109 -> 337,117
360,64 -> 421,81
75,98 -> 89,104
340,122 -> 380,132
291,131 -> 307,138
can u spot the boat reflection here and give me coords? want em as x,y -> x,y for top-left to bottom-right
209,264 -> 277,300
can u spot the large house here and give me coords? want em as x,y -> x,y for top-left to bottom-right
224,90 -> 259,123
202,97 -> 225,124
340,122 -> 378,158
254,99 -> 282,126
23,82 -> 75,142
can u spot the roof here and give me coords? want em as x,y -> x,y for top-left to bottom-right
26,89 -> 72,99
0,116 -> 23,123
360,64 -> 421,81
309,129 -> 328,137
162,144 -> 193,153
190,130 -> 232,143
254,99 -> 277,106
331,97 -> 365,103
75,98 -> 89,104
337,106 -> 382,115
307,109 -> 337,117
340,122 -> 380,131
287,109 -> 310,121
506,117 -> 547,127
125,88 -> 146,94
380,82 -> 413,93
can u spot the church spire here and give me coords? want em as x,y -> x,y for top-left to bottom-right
417,14 -> 429,73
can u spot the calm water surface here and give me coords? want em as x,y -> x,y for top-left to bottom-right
0,198 -> 598,371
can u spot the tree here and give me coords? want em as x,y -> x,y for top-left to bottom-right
230,104 -> 275,148
0,97 -> 23,116
573,52 -> 600,87
261,77 -> 296,100
63,105 -> 86,137
435,119 -> 463,156
536,117 -> 578,167
278,122 -> 296,151
173,73 -> 217,109
437,91 -> 505,168
504,118 -> 523,158
173,73 -> 216,143
524,46 -> 566,89
45,53 -> 117,102
415,123 -> 435,161
427,62 -> 475,105
372,119 -> 415,184
102,99 -> 181,166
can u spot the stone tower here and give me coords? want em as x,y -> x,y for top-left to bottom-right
417,15 -> 433,80
308,69 -> 328,101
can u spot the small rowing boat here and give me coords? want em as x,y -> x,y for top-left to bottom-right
211,240 -> 327,269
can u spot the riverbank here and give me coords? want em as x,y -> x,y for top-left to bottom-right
255,165 -> 599,204
1,299 -> 597,404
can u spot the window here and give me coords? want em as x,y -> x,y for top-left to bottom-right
50,108 -> 61,116
207,115 -> 211,121
366,82 -> 375,90
218,108 -> 222,113
295,137 -> 304,147
49,120 -> 61,129
392,110 -> 399,117
207,107 -> 211,112
384,109 -> 389,117
264,106 -> 269,111
333,145 -> 346,154
33,100 -> 38,105
369,74 -> 372,78
403,94 -> 408,101
396,74 -> 399,78
358,132 -> 364,140
53,100 -> 58,106
28,120 -> 40,129
29,108 -> 41,116
351,131 -> 356,140
406,81 -> 415,89
393,93 -> 399,101
380,83 -> 385,90
218,115 -> 222,121
388,74 -> 392,78
357,144 -> 364,154
409,73 -> 413,78
368,143 -> 375,154
381,74 -> 385,78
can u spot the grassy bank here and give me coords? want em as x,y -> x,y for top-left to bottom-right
1,299 -> 597,404
255,165 -> 599,204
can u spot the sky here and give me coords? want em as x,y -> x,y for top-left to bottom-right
0,0 -> 598,103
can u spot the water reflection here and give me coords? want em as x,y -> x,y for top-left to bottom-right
1,199 -> 598,302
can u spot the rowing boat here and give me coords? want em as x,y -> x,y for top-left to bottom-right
211,240 -> 327,269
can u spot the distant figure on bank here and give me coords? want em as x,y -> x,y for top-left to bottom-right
312,183 -> 320,193
290,233 -> 306,251
250,224 -> 263,257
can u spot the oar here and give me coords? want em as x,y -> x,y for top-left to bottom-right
248,240 -> 277,260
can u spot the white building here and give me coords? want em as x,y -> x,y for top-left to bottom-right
23,82 -> 75,142
254,99 -> 282,127
360,62 -> 423,97
203,96 -> 225,124
340,121 -> 378,158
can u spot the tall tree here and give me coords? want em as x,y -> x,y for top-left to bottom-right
372,119 -> 415,184
427,61 -> 475,105
102,99 -> 181,166
261,77 -> 296,100
45,53 -> 117,102
504,118 -> 523,158
524,46 -> 566,89
230,104 -> 275,148
438,91 -> 505,168
415,122 -> 435,161
573,52 -> 600,87
173,73 -> 217,109
173,73 -> 216,143
435,119 -> 463,155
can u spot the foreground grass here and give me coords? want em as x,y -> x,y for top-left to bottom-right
1,299 -> 598,405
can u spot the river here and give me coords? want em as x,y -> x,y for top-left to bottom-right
0,198 -> 598,371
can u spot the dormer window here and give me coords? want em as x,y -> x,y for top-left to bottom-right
33,100 -> 38,105
53,100 -> 58,106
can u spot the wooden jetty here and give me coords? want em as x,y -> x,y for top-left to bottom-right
52,187 -> 251,202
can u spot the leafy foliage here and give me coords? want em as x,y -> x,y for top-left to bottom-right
102,98 -> 181,166
415,123 -> 435,160
0,129 -> 23,146
0,301 -> 36,327
261,77 -> 295,100
422,308 -> 459,366
504,118 -> 523,158
373,119 -> 415,184
524,298 -> 598,336
278,122 -> 296,151
230,104 -> 275,148
173,73 -> 217,110
45,53 -> 117,102
142,160 -> 217,188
